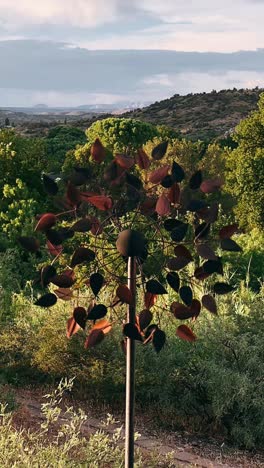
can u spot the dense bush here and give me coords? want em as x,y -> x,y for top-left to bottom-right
0,288 -> 263,449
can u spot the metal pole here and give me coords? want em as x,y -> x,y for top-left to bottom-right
125,256 -> 137,468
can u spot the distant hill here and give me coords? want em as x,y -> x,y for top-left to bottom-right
122,88 -> 263,141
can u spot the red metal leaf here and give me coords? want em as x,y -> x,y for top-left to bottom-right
200,178 -> 223,194
84,329 -> 105,349
47,241 -> 63,257
156,193 -> 170,216
66,317 -> 80,338
219,224 -> 239,239
136,148 -> 151,169
144,292 -> 157,309
92,319 -> 112,335
35,213 -> 57,232
91,138 -> 106,163
168,183 -> 180,204
202,294 -> 217,315
149,165 -> 170,184
171,302 -> 193,320
116,284 -> 133,305
138,309 -> 153,331
55,288 -> 73,301
85,195 -> 113,211
115,154 -> 134,169
176,325 -> 197,342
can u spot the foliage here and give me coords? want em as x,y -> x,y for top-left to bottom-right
86,118 -> 159,152
123,88 -> 263,141
45,126 -> 86,171
0,379 -> 167,467
225,95 -> 264,230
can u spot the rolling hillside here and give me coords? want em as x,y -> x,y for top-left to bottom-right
123,87 -> 263,141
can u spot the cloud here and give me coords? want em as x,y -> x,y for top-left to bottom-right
0,40 -> 263,106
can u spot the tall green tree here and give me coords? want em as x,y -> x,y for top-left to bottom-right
225,94 -> 264,230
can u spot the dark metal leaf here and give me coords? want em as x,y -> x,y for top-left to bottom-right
87,304 -> 107,321
161,175 -> 174,188
190,299 -> 201,320
46,229 -> 64,246
171,161 -> 185,182
187,200 -> 208,212
123,323 -> 142,341
18,236 -> 40,253
219,224 -> 239,239
71,247 -> 95,267
170,223 -> 188,242
202,294 -> 217,314
189,170 -> 202,190
90,272 -> 104,296
146,279 -> 167,295
151,141 -> 168,160
168,183 -> 180,204
174,245 -> 192,260
220,238 -> 242,252
166,272 -> 180,292
203,259 -> 223,275
41,265 -> 56,287
179,286 -> 193,306
198,202 -> 219,223
164,219 -> 183,232
195,222 -> 210,240
43,174 -> 58,195
167,256 -> 190,271
125,172 -> 142,190
66,182 -> 81,206
51,274 -> 75,288
196,243 -> 217,260
213,282 -> 234,295
194,266 -> 210,281
153,328 -> 166,353
70,167 -> 90,186
171,302 -> 193,320
71,218 -> 91,233
35,293 -> 57,308
73,306 -> 87,329
138,309 -> 153,331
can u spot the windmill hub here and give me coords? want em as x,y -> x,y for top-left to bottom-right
116,229 -> 146,257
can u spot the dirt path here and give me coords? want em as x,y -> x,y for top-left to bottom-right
10,388 -> 264,468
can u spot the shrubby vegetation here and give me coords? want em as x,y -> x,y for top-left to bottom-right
0,93 -> 264,452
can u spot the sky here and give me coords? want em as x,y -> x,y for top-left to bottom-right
0,0 -> 263,107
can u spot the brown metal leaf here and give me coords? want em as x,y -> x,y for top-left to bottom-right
144,292 -> 157,309
19,236 -> 40,253
91,138 -> 106,163
202,294 -> 217,315
168,183 -> 180,204
171,302 -> 193,320
136,148 -> 151,169
152,328 -> 166,353
115,154 -> 134,169
71,247 -> 95,267
167,256 -> 191,271
196,243 -> 217,260
116,284 -> 133,305
219,224 -> 239,239
149,165 -> 170,184
138,309 -> 153,331
73,306 -> 87,329
55,288 -> 73,301
71,218 -> 92,233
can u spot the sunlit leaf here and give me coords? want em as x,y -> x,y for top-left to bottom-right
176,325 -> 196,342
55,288 -> 73,301
66,317 -> 80,338
144,292 -> 157,309
136,148 -> 151,169
115,154 -> 134,169
200,178 -> 223,194
116,284 -> 133,305
85,195 -> 113,211
92,319 -> 112,334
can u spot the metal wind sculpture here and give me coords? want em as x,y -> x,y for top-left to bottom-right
19,138 -> 241,468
